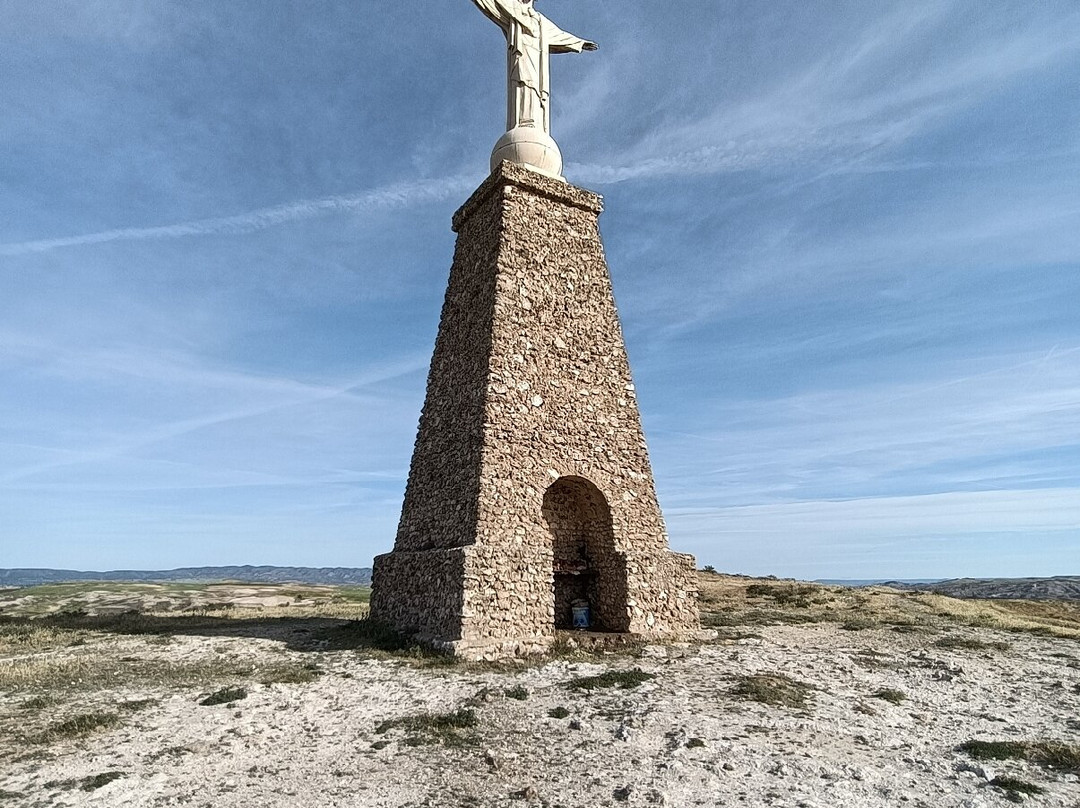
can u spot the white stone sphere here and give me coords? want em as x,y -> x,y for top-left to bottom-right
491,126 -> 564,179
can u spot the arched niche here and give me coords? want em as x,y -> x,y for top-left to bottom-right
541,476 -> 629,632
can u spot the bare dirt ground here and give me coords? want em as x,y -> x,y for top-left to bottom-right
1,576 -> 1078,807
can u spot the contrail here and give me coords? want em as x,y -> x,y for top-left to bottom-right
0,173 -> 477,257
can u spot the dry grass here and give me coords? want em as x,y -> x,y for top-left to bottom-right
696,574 -> 1080,639
960,739 -> 1080,774
565,669 -> 655,691
933,635 -> 1010,652
0,647 -> 323,695
373,708 -> 479,747
731,673 -> 815,710
32,711 -> 121,744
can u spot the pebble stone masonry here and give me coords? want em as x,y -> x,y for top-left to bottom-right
370,161 -> 699,659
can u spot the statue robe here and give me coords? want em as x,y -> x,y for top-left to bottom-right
470,0 -> 593,133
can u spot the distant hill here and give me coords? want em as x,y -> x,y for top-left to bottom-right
0,566 -> 372,588
881,576 -> 1080,601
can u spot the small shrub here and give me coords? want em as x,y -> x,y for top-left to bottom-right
960,740 -> 1028,760
960,740 -> 1080,773
989,777 -> 1044,796
374,708 -> 478,747
731,674 -> 814,710
871,688 -> 907,705
505,685 -> 529,701
565,669 -> 654,691
686,737 -> 706,748
260,663 -> 321,685
548,706 -> 570,719
935,636 -> 1009,652
841,618 -> 877,631
81,772 -> 124,791
35,712 -> 121,743
20,695 -> 57,711
199,686 -> 247,706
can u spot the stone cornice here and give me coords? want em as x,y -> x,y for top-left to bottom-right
452,160 -> 603,232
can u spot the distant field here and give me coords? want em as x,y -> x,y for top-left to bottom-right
0,581 -> 371,619
698,573 -> 1080,639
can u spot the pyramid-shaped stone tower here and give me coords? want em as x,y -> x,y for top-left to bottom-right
371,161 -> 698,659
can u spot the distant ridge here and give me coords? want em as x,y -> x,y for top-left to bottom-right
880,576 -> 1080,601
0,566 -> 372,588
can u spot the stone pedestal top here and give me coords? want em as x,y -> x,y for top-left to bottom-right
453,161 -> 603,233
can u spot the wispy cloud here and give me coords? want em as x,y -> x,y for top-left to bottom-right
0,174 -> 475,257
669,486 -> 1080,577
0,339 -> 428,486
572,4 -> 1080,185
654,347 -> 1080,507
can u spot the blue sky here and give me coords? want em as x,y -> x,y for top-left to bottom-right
2,1 -> 1078,579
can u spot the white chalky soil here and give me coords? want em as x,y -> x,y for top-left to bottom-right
2,622 -> 1079,807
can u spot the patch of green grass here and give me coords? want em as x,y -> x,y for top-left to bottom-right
960,739 -> 1080,773
33,712 -> 121,744
934,636 -> 1010,652
731,673 -> 815,710
373,708 -> 478,747
548,706 -> 570,719
199,686 -> 247,706
331,586 -> 372,604
565,669 -> 655,691
871,688 -> 907,705
505,685 -> 529,701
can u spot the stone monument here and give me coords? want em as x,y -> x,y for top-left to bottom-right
370,2 -> 698,659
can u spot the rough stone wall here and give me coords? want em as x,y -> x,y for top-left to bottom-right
371,162 -> 699,657
370,548 -> 466,642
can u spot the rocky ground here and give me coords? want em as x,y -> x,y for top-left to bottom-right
1,577 -> 1078,807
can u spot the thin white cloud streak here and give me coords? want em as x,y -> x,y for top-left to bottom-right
0,348 -> 428,485
670,488 -> 1080,548
655,348 -> 1080,506
570,6 -> 1080,186
668,487 -> 1080,577
1,330 -> 428,403
0,174 -> 475,257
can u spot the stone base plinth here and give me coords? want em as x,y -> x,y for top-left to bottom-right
370,162 -> 699,658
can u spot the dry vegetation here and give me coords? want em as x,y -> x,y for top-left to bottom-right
1,574 -> 1079,806
696,572 -> 1080,639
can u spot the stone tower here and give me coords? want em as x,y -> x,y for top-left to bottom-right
371,161 -> 698,659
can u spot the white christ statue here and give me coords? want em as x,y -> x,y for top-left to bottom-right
470,0 -> 597,179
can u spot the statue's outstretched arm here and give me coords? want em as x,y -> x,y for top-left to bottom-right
544,21 -> 598,54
